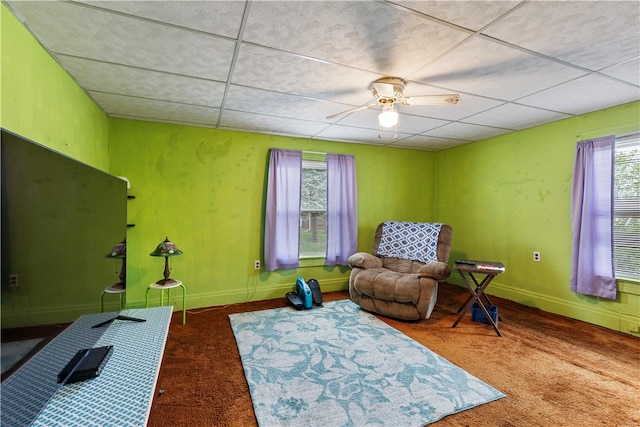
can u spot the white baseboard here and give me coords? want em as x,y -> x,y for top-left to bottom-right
169,277 -> 349,310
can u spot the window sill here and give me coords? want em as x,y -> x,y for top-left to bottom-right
616,276 -> 639,283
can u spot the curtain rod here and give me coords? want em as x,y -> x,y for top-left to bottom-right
303,150 -> 326,155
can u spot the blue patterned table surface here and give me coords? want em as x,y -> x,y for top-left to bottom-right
1,306 -> 172,427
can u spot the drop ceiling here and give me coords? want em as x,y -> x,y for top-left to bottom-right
5,0 -> 639,151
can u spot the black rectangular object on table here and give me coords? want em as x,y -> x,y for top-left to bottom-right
57,345 -> 114,384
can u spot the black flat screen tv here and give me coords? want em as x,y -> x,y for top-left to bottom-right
1,128 -> 127,369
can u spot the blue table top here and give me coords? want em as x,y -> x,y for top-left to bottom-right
1,306 -> 172,427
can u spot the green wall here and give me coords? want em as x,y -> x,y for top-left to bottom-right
2,3 -> 638,335
108,120 -> 436,310
434,101 -> 640,336
0,4 -> 110,170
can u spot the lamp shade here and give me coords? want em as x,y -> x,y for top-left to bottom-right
107,239 -> 126,258
150,237 -> 183,257
378,104 -> 398,128
150,237 -> 182,286
106,238 -> 126,288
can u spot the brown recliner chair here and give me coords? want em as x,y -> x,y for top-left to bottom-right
348,221 -> 452,321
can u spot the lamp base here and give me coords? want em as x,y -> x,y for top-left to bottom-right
155,278 -> 179,286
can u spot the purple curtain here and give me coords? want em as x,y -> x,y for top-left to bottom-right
325,153 -> 358,266
264,149 -> 302,271
570,136 -> 616,299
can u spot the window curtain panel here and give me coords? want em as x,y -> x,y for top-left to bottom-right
570,135 -> 616,299
264,149 -> 302,271
325,153 -> 358,266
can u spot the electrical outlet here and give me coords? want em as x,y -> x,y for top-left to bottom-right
254,260 -> 260,270
533,251 -> 541,262
9,274 -> 19,287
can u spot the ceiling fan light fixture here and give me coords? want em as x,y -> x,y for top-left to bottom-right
378,104 -> 398,128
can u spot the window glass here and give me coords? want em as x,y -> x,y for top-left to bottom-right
300,159 -> 327,258
614,133 -> 640,280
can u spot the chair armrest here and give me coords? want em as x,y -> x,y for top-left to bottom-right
348,252 -> 383,269
417,261 -> 451,281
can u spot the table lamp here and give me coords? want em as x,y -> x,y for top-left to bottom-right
150,237 -> 183,286
106,238 -> 126,289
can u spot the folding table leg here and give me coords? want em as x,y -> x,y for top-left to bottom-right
453,271 -> 502,336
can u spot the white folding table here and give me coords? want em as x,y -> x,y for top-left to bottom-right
1,306 -> 172,427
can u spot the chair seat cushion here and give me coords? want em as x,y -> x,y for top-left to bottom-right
352,268 -> 421,305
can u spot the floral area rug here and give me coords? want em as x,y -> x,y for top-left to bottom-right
229,300 -> 505,426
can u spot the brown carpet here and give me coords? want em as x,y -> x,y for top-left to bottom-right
148,283 -> 639,427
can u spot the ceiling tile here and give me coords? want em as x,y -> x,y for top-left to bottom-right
314,125 -> 406,145
91,92 -> 220,126
411,35 -> 587,101
60,56 -> 226,107
220,110 -> 328,137
393,0 -> 521,32
424,121 -> 511,141
392,134 -> 470,151
242,1 -> 470,77
482,1 -> 640,71
599,58 -> 640,87
518,74 -> 640,116
79,1 -> 246,37
7,1 -> 235,80
231,44 -> 382,104
461,103 -> 571,130
224,85 -> 345,123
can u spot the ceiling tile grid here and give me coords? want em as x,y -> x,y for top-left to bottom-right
5,0 -> 639,151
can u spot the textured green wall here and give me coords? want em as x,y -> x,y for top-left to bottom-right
108,119 -> 437,310
0,4 -> 110,170
434,101 -> 640,335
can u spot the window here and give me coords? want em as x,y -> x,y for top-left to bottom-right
613,133 -> 640,280
264,149 -> 357,271
300,158 -> 327,258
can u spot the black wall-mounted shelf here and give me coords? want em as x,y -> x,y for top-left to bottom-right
127,194 -> 135,227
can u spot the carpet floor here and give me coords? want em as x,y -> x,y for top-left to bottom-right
148,283 -> 640,427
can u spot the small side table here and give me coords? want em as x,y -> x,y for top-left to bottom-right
145,280 -> 186,325
101,283 -> 126,312
452,260 -> 505,336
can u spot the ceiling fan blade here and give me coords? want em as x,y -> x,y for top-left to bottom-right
326,101 -> 377,119
401,94 -> 461,106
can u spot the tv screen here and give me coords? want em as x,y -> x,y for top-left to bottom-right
1,128 -> 127,353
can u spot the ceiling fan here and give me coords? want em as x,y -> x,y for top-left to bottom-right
327,77 -> 460,128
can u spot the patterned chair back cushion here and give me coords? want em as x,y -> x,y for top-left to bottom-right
375,221 -> 443,264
